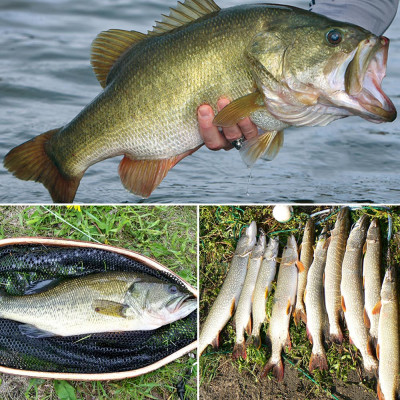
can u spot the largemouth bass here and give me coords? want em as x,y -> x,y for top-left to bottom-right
199,221 -> 256,356
232,229 -> 266,360
4,0 -> 396,202
261,235 -> 299,382
294,219 -> 315,326
248,235 -> 279,349
325,207 -> 351,343
363,218 -> 382,346
363,218 -> 382,348
340,215 -> 378,373
376,264 -> 400,400
304,228 -> 329,373
0,271 -> 196,337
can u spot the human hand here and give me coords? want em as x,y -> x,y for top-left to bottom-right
197,98 -> 258,151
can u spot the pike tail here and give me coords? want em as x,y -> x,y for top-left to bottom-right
4,129 -> 81,203
247,334 -> 262,349
309,351 -> 328,373
260,356 -> 284,381
232,340 -> 247,360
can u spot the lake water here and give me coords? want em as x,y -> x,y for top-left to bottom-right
0,0 -> 399,204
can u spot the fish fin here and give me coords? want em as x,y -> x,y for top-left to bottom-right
377,380 -> 385,400
309,352 -> 328,373
3,129 -> 81,203
341,296 -> 346,313
211,334 -> 220,350
149,0 -> 221,35
93,299 -> 128,318
295,260 -> 305,273
239,130 -> 284,167
286,299 -> 292,315
118,146 -> 201,198
376,343 -> 380,360
363,241 -> 367,254
18,324 -> 57,338
306,325 -> 313,344
247,334 -> 261,349
372,300 -> 382,315
363,308 -> 371,329
245,316 -> 252,336
303,289 -> 307,304
261,357 -> 284,381
212,91 -> 264,127
294,309 -> 306,326
230,299 -> 236,316
366,338 -> 374,356
329,330 -> 343,345
285,332 -> 292,351
232,340 -> 247,360
91,29 -> 147,88
264,287 -> 269,299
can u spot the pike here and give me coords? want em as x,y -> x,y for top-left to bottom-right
340,215 -> 378,373
376,263 -> 400,400
260,235 -> 301,381
293,219 -> 315,326
247,235 -> 279,349
232,229 -> 266,359
363,218 -> 382,348
0,272 -> 196,337
324,207 -> 351,343
304,228 -> 329,373
199,221 -> 257,356
4,0 -> 396,202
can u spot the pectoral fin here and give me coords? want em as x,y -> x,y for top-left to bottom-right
239,130 -> 284,167
372,300 -> 382,315
213,91 -> 264,127
93,300 -> 128,318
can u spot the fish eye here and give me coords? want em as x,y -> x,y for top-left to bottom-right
168,285 -> 178,294
326,29 -> 342,46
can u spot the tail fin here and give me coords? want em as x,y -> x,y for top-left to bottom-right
4,129 -> 81,203
294,308 -> 307,326
246,334 -> 261,349
260,357 -> 284,381
309,352 -> 328,373
232,340 -> 247,360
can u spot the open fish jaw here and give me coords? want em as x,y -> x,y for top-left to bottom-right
343,36 -> 396,122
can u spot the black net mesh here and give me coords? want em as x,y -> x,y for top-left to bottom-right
0,244 -> 196,374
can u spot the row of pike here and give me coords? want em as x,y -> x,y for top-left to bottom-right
199,209 -> 399,400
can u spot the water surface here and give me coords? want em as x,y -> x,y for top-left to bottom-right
0,0 -> 399,203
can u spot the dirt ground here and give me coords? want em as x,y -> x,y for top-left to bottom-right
200,356 -> 377,400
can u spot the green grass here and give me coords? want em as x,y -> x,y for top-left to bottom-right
199,205 -> 399,398
0,205 -> 197,400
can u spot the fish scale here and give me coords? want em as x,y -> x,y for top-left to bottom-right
340,214 -> 378,373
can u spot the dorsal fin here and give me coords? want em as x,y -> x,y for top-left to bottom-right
91,29 -> 146,88
149,0 -> 221,35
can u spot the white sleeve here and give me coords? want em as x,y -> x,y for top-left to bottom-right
309,0 -> 399,35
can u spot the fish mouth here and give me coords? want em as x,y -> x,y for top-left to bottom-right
167,293 -> 195,313
344,36 -> 396,123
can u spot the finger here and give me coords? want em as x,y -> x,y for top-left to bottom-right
237,117 -> 259,140
216,98 -> 244,142
198,105 -> 231,151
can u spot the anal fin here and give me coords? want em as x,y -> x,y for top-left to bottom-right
239,130 -> 284,167
118,146 -> 201,198
18,324 -> 57,339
